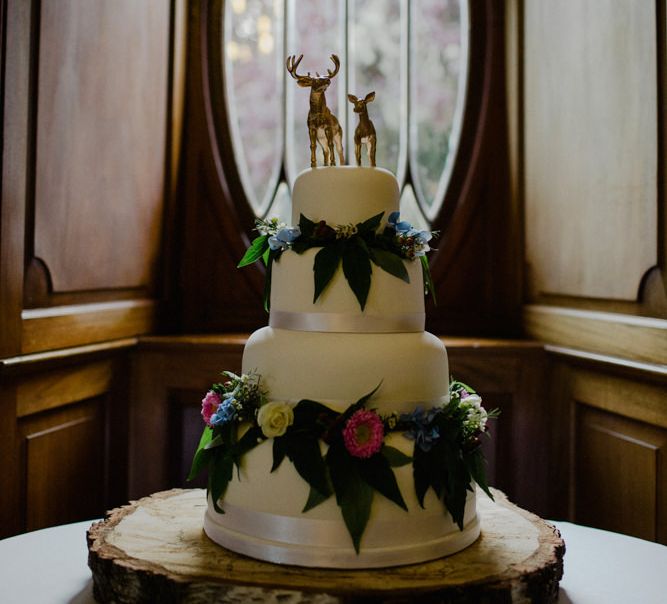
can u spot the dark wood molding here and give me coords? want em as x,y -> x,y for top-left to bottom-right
20,300 -> 157,355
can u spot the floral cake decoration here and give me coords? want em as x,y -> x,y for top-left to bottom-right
238,211 -> 437,311
189,373 -> 498,553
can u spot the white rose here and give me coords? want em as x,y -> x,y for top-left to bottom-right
257,401 -> 294,438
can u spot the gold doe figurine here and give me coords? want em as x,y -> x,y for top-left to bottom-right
286,54 -> 344,168
348,92 -> 377,167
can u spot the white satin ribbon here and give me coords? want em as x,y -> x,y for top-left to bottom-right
204,501 -> 480,568
269,310 -> 425,333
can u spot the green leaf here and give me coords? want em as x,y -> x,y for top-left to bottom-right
263,252 -> 275,312
382,445 -> 412,467
420,255 -> 436,304
357,212 -> 384,233
342,240 -> 372,310
327,438 -> 352,506
302,486 -> 331,513
351,382 -> 382,413
298,213 -> 317,238
262,246 -> 271,265
339,468 -> 373,553
209,450 -> 234,513
370,248 -> 409,283
293,399 -> 338,431
412,447 -> 430,508
358,455 -> 407,511
465,450 -> 494,500
271,437 -> 287,472
440,436 -> 470,530
204,434 -> 224,450
286,436 -> 330,497
238,234 -> 269,268
234,426 -> 264,458
193,425 -> 213,453
313,245 -> 341,302
187,427 -> 213,481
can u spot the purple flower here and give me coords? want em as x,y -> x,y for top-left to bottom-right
401,406 -> 441,452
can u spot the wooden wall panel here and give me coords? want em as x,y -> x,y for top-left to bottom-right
574,405 -> 666,542
20,399 -> 105,531
546,353 -> 667,544
523,0 -> 658,300
32,0 -> 171,295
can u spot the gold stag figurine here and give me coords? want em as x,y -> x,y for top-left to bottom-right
348,92 -> 377,167
286,54 -> 344,168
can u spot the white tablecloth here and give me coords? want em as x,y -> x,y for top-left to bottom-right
1,519 -> 666,603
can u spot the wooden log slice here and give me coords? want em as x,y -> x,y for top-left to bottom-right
87,488 -> 564,603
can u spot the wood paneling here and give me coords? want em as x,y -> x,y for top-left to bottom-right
0,0 -> 32,357
16,360 -> 113,417
20,400 -> 106,531
20,299 -> 157,354
574,405 -> 666,542
0,0 -> 185,538
524,305 -> 667,366
523,0 -> 658,301
31,0 -> 171,295
545,353 -> 667,543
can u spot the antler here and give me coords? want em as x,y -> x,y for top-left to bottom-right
286,54 -> 307,80
327,54 -> 340,79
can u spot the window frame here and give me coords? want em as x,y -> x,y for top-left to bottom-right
193,0 -> 506,332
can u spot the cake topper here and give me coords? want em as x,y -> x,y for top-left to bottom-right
348,91 -> 377,167
286,54 -> 344,168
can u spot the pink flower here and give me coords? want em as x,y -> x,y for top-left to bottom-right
343,410 -> 384,458
201,390 -> 222,426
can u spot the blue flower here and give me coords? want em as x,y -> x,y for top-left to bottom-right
209,396 -> 239,426
387,212 -> 413,234
268,226 -> 301,251
401,406 -> 441,452
409,230 -> 433,256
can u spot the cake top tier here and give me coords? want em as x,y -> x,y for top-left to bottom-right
291,166 -> 399,226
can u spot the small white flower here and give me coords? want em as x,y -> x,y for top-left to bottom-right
257,401 -> 294,438
463,393 -> 482,408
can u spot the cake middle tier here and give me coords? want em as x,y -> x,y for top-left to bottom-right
270,250 -> 425,333
243,327 -> 449,414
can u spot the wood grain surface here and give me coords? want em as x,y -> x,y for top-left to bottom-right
88,488 -> 564,603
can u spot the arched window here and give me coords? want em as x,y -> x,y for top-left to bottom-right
220,0 -> 469,229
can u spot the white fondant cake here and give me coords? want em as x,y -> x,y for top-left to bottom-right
202,167 -> 481,568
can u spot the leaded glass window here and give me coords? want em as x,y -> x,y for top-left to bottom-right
223,0 -> 469,225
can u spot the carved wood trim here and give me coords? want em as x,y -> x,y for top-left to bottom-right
21,300 -> 157,354
523,304 -> 667,365
16,360 -> 114,418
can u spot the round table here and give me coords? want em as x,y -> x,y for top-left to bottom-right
1,507 -> 666,602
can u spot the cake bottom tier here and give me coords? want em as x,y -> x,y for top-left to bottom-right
203,434 -> 480,569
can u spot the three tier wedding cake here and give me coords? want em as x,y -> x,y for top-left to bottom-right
189,165 -> 495,568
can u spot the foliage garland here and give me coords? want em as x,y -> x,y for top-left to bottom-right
237,212 -> 437,311
189,374 -> 497,553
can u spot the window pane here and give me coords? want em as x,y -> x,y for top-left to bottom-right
286,0 -> 345,181
224,0 -> 284,215
348,0 -> 407,178
409,0 -> 468,219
